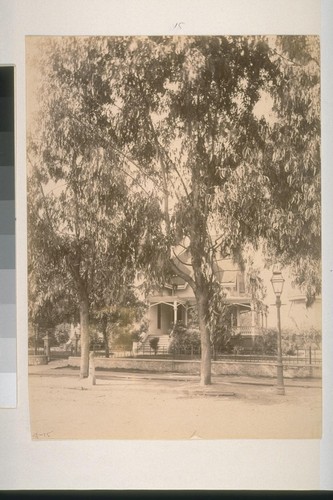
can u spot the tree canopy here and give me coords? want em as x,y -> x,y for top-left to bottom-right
27,35 -> 321,383
263,36 -> 320,302
27,37 -> 164,376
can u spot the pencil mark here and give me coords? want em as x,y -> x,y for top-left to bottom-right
32,431 -> 53,439
173,22 -> 185,30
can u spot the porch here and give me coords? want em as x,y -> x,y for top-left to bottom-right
147,295 -> 193,336
147,295 -> 268,338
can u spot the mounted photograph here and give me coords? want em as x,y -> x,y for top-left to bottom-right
26,35 -> 321,440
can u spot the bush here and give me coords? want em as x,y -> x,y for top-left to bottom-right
169,320 -> 239,355
112,329 -> 135,351
169,322 -> 201,353
54,323 -> 71,345
131,318 -> 149,343
281,327 -> 321,351
247,327 -> 322,356
211,326 -> 241,354
252,329 -> 278,355
149,337 -> 159,355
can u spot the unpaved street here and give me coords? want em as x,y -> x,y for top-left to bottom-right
29,368 -> 321,440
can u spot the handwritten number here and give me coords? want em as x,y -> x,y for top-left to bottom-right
174,22 -> 185,30
33,431 -> 53,439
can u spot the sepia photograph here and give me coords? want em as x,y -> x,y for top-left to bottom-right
26,35 -> 321,440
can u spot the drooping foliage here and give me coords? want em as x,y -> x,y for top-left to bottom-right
27,35 -> 320,383
27,37 -> 164,376
263,36 -> 321,302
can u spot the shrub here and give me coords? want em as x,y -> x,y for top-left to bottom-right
149,337 -> 159,355
54,323 -> 71,345
211,325 -> 241,353
169,322 -> 201,353
252,329 -> 278,355
281,327 -> 321,351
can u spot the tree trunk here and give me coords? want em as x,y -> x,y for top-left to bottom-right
34,324 -> 38,355
104,335 -> 110,358
196,289 -> 211,385
79,291 -> 90,378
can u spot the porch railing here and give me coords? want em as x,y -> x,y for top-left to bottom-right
233,326 -> 266,336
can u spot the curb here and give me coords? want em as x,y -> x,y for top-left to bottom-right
28,366 -> 322,389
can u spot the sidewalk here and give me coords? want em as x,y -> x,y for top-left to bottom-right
28,358 -> 322,389
29,358 -> 322,440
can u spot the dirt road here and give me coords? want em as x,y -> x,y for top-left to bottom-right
29,368 -> 321,440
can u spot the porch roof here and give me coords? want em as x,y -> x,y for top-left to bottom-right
224,296 -> 251,304
147,294 -> 267,313
147,295 -> 194,306
148,294 -> 254,306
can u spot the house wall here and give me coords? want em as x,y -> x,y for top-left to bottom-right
286,297 -> 321,331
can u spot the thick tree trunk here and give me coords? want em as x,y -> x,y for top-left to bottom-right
79,292 -> 90,378
196,289 -> 212,386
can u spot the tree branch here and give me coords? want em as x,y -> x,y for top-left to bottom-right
169,257 -> 196,292
172,248 -> 193,268
27,152 -> 64,248
269,47 -> 319,69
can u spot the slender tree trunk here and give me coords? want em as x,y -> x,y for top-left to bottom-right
79,291 -> 90,378
34,324 -> 38,355
104,335 -> 110,358
196,287 -> 212,386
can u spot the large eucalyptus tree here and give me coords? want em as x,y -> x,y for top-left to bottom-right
27,35 -> 320,384
27,38 -> 163,377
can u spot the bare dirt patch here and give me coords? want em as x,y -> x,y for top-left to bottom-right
28,372 -> 321,440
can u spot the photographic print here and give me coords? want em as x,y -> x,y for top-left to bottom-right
26,35 -> 321,440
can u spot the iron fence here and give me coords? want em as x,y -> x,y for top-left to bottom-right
29,342 -> 321,366
68,346 -> 321,365
28,347 -> 71,359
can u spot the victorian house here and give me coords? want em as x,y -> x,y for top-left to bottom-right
134,248 -> 268,355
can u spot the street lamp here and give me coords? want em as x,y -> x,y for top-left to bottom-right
271,266 -> 285,395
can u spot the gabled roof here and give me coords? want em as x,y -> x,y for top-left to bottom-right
166,248 -> 240,289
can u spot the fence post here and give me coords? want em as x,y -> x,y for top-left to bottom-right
88,351 -> 96,385
43,334 -> 50,361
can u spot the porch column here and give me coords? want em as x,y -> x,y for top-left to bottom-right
236,309 -> 240,334
251,301 -> 256,337
173,300 -> 178,325
184,306 -> 188,327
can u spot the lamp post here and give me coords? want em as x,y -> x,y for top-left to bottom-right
271,267 -> 285,395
